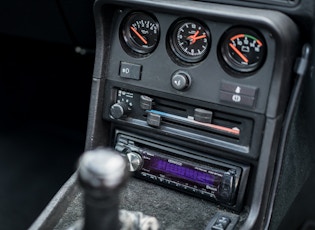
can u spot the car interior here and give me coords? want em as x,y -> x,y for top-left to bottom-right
1,0 -> 315,229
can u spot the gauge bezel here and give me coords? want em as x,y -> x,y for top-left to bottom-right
219,27 -> 267,75
168,18 -> 211,65
120,11 -> 160,57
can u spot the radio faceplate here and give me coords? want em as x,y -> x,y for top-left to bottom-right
114,130 -> 250,211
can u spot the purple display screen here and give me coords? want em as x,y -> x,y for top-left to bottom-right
145,155 -> 221,189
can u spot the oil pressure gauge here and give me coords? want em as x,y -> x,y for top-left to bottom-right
169,19 -> 211,64
121,12 -> 160,55
220,27 -> 266,74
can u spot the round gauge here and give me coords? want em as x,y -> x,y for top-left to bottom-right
169,19 -> 211,63
220,27 -> 266,73
121,12 -> 160,55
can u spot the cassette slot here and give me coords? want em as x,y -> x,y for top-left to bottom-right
153,100 -> 188,117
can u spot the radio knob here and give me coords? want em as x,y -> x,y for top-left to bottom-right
110,102 -> 129,119
126,152 -> 143,172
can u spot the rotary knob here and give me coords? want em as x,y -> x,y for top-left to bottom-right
110,102 -> 129,119
171,70 -> 191,91
126,152 -> 143,172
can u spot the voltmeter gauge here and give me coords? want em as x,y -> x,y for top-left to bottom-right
220,27 -> 266,73
121,12 -> 160,55
169,19 -> 211,63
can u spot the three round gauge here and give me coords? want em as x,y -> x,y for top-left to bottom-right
120,11 -> 266,74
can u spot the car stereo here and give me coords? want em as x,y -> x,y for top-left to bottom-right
114,130 -> 250,211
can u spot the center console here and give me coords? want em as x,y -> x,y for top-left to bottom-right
31,0 -> 311,229
94,0 -> 295,210
85,0 -> 301,228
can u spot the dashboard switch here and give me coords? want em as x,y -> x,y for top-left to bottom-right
219,81 -> 257,107
119,62 -> 142,80
220,81 -> 257,97
211,216 -> 231,230
219,91 -> 255,107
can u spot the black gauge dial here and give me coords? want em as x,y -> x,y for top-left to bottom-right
220,27 -> 266,73
121,12 -> 160,55
170,19 -> 211,63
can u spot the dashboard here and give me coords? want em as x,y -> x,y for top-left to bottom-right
2,0 -> 313,229
82,0 -> 310,229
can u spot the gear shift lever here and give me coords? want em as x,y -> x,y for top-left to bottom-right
77,148 -> 129,230
68,148 -> 160,230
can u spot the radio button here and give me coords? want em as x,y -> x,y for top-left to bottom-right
170,181 -> 178,187
148,174 -> 157,180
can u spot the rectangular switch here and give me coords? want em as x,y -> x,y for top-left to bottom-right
119,62 -> 142,80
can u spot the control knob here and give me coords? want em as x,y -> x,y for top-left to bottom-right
126,151 -> 143,172
171,70 -> 191,91
110,102 -> 129,119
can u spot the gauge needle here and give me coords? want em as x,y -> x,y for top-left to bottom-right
229,43 -> 249,63
187,30 -> 206,45
130,26 -> 148,45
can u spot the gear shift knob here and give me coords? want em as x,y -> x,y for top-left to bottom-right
77,148 -> 129,230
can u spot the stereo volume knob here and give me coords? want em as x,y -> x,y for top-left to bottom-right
110,102 -> 129,119
126,152 -> 143,172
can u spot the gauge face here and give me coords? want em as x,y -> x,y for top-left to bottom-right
121,12 -> 160,55
170,19 -> 211,63
220,28 -> 266,73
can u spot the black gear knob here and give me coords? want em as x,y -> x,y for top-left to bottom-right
77,148 -> 129,230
